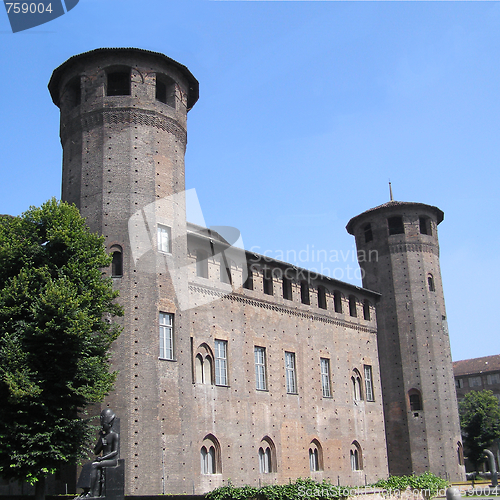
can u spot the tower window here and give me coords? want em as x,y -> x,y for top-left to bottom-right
65,76 -> 81,109
156,74 -> 176,108
388,216 -> 404,235
220,256 -> 231,284
408,389 -> 422,411
243,264 -> 253,290
427,274 -> 435,292
364,223 -> 373,243
201,435 -> 221,474
157,225 -> 171,253
258,437 -> 276,473
350,442 -> 363,471
352,370 -> 363,401
107,69 -> 131,96
419,216 -> 432,236
110,245 -> 123,277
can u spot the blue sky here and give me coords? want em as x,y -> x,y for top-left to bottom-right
0,0 -> 499,362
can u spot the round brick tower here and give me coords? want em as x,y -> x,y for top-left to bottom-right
347,201 -> 464,480
49,48 -> 199,495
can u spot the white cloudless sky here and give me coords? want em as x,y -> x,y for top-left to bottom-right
0,0 -> 498,362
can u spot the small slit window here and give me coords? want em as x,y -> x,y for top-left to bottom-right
107,69 -> 131,96
243,264 -> 253,290
110,245 -> 123,277
388,216 -> 404,235
409,389 -> 423,412
220,256 -> 231,284
196,250 -> 209,278
427,274 -> 435,292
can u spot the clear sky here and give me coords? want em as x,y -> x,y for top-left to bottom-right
0,0 -> 498,362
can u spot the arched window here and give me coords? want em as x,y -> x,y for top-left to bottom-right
258,437 -> 276,473
201,435 -> 221,474
349,295 -> 357,317
427,274 -> 435,292
156,73 -> 176,108
317,286 -> 327,310
352,369 -> 363,401
110,245 -> 123,277
106,68 -> 131,96
334,291 -> 343,313
300,281 -> 310,305
408,389 -> 423,412
363,299 -> 370,321
350,441 -> 363,471
196,250 -> 208,278
309,439 -> 323,472
194,344 -> 214,385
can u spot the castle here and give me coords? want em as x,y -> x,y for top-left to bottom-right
45,48 -> 464,496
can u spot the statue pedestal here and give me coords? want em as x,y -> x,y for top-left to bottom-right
75,459 -> 125,500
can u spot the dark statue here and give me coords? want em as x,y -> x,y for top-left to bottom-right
75,409 -> 124,500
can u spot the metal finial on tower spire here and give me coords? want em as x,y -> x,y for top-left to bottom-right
389,180 -> 394,201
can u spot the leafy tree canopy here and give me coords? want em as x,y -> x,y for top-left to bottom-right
0,199 -> 122,493
459,390 -> 500,469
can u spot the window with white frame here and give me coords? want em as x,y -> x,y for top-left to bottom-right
215,340 -> 228,386
285,351 -> 297,394
157,225 -> 171,253
364,365 -> 374,401
159,312 -> 173,360
255,347 -> 267,391
320,358 -> 332,398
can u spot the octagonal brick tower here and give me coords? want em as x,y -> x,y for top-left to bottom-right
49,48 -> 199,495
347,201 -> 464,480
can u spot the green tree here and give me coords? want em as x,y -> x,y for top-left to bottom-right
0,199 -> 122,500
459,390 -> 500,471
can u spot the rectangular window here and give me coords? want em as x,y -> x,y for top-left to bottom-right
215,340 -> 228,386
487,373 -> 500,385
320,358 -> 332,398
364,365 -> 374,401
159,312 -> 173,360
455,378 -> 463,389
255,347 -> 267,391
285,351 -> 297,394
158,225 -> 171,253
469,376 -> 482,387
